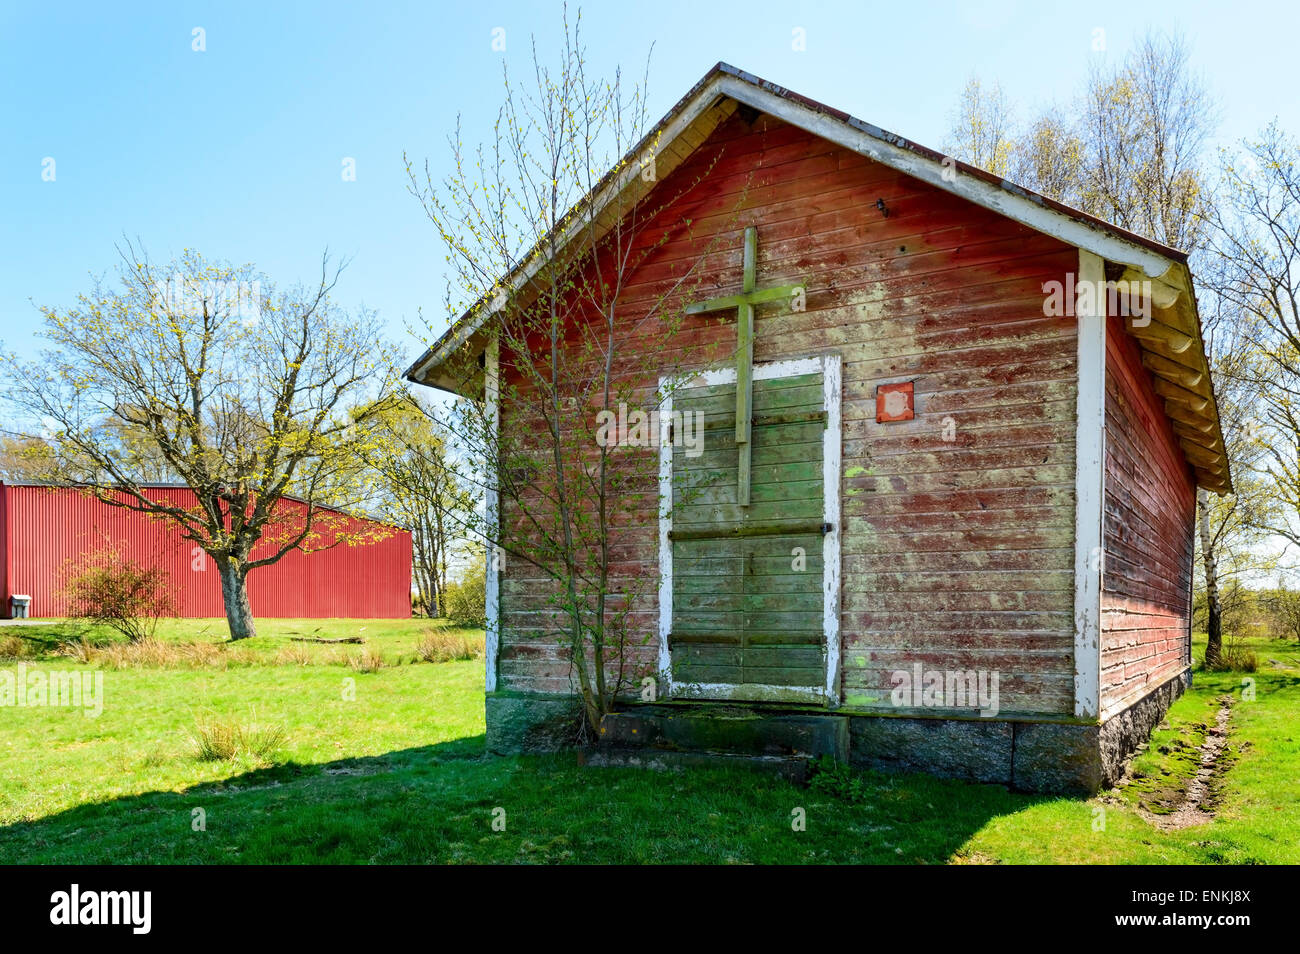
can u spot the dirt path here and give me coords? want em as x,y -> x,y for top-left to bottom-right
1132,695 -> 1233,830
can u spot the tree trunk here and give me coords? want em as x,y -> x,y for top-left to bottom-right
217,556 -> 257,641
1197,488 -> 1223,666
433,510 -> 447,618
412,522 -> 433,617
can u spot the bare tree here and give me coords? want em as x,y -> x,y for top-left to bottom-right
3,245 -> 400,639
1267,581 -> 1300,642
1080,32 -> 1213,253
405,10 -> 742,730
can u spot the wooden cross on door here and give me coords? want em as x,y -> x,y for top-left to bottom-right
685,226 -> 805,506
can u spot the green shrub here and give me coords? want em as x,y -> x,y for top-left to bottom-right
1204,646 -> 1259,673
443,563 -> 486,628
1203,622 -> 1260,672
807,756 -> 871,803
1232,649 -> 1259,672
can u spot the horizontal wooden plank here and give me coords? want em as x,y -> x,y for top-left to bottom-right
670,629 -> 824,646
673,663 -> 743,683
674,591 -> 822,613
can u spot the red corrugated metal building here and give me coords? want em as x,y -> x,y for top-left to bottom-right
0,482 -> 412,618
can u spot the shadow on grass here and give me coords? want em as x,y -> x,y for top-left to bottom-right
0,733 -> 1059,864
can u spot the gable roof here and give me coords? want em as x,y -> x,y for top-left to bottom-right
405,62 -> 1231,495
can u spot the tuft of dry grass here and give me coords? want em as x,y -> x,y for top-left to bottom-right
56,638 -> 97,665
56,638 -> 257,670
0,635 -> 34,661
415,628 -> 484,664
274,644 -> 315,666
189,711 -> 287,764
24,622 -> 484,671
346,647 -> 387,673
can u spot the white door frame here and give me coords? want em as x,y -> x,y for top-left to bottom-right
657,354 -> 842,705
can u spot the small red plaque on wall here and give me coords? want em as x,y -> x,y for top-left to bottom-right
876,381 -> 914,422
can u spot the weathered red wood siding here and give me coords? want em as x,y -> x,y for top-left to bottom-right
1100,315 -> 1195,718
498,112 -> 1082,715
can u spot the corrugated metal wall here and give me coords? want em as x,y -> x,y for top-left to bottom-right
1,484 -> 412,619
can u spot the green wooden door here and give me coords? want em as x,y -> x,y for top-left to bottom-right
669,372 -> 827,700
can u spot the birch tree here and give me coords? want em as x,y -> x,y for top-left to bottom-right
945,31 -> 1213,250
1189,285 -> 1276,659
1078,32 -> 1212,253
942,76 -> 1016,177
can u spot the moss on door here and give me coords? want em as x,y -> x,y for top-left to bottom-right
669,372 -> 827,697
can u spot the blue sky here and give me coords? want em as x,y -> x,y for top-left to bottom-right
3,0 -> 1298,368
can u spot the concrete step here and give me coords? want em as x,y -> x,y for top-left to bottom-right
594,705 -> 849,767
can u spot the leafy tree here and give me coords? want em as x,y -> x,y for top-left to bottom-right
943,31 -> 1272,663
0,435 -> 56,482
1204,123 -> 1300,657
442,558 -> 487,629
943,76 -> 1016,177
363,394 -> 476,617
945,32 -> 1213,250
4,245 -> 399,640
1078,32 -> 1212,253
1012,110 -> 1086,208
1195,226 -> 1285,660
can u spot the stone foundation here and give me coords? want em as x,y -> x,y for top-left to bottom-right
851,671 -> 1188,794
485,692 -> 583,755
849,717 -> 1013,785
1097,670 -> 1191,786
596,705 -> 849,760
484,670 -> 1188,794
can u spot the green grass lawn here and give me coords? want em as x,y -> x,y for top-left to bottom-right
1,622 -> 1296,864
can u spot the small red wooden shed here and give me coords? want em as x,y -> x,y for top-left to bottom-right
405,64 -> 1231,792
0,482 -> 412,619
